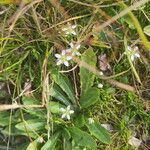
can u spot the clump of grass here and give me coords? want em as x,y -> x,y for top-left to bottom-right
0,0 -> 150,149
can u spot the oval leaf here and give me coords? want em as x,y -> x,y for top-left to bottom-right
15,119 -> 45,132
80,87 -> 100,108
51,70 -> 76,105
86,121 -> 111,144
79,48 -> 96,95
50,84 -> 71,106
69,127 -> 97,149
41,132 -> 60,150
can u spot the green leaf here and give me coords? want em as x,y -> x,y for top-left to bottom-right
74,114 -> 85,127
144,25 -> 150,36
41,132 -> 60,150
26,140 -> 39,150
0,112 -> 10,126
121,16 -> 135,29
69,127 -> 97,149
15,119 -> 45,132
50,84 -> 71,106
62,128 -> 71,140
22,96 -> 46,118
79,48 -> 96,95
86,122 -> 111,144
51,70 -> 76,105
48,101 -> 64,114
80,87 -> 100,108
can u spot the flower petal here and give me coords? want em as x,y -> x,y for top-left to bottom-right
60,108 -> 65,112
131,55 -> 135,61
69,110 -> 74,114
71,31 -> 77,35
64,61 -> 69,67
135,53 -> 140,58
67,105 -> 70,110
61,114 -> 66,119
66,115 -> 70,120
69,42 -> 74,48
62,50 -> 66,55
71,25 -> 77,29
66,56 -> 72,60
55,54 -> 61,58
56,60 -> 62,65
62,28 -> 67,31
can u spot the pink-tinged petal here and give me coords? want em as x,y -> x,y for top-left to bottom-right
70,110 -> 74,114
64,61 -> 69,67
67,105 -> 70,110
55,54 -> 61,58
72,31 -> 77,35
61,114 -> 66,119
76,44 -> 80,49
66,115 -> 70,120
135,53 -> 140,58
66,56 -> 72,60
71,25 -> 77,29
62,28 -> 67,31
60,108 -> 65,112
131,55 -> 135,61
56,60 -> 62,65
62,50 -> 66,55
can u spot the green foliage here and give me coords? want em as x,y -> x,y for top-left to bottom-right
0,0 -> 149,149
41,133 -> 60,150
69,127 -> 97,149
80,87 -> 100,108
86,121 -> 111,144
79,48 -> 97,95
51,69 -> 76,105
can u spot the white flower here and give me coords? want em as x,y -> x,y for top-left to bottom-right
99,71 -> 103,76
126,46 -> 140,61
88,118 -> 94,124
67,42 -> 81,56
62,23 -> 77,35
55,50 -> 72,67
60,105 -> 74,120
98,83 -> 103,88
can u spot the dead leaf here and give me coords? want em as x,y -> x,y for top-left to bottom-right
98,54 -> 111,71
128,136 -> 142,148
23,79 -> 32,97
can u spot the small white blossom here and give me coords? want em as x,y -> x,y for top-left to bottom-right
55,50 -> 72,67
126,46 -> 140,61
60,105 -> 74,120
98,83 -> 103,88
99,71 -> 104,76
67,42 -> 81,56
88,118 -> 94,124
62,23 -> 77,36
